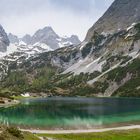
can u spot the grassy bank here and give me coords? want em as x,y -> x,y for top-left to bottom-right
0,127 -> 39,140
38,129 -> 140,140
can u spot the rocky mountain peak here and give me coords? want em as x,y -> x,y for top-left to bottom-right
41,26 -> 57,35
32,26 -> 59,44
68,35 -> 81,45
0,25 -> 9,52
5,26 -> 81,57
22,34 -> 32,45
86,0 -> 140,41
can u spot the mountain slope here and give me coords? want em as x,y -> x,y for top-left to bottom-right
21,34 -> 32,45
5,27 -> 81,61
30,26 -> 81,49
0,25 -> 9,52
8,33 -> 19,44
8,26 -> 81,51
1,23 -> 140,97
1,0 -> 140,97
86,0 -> 140,41
0,26 -> 81,68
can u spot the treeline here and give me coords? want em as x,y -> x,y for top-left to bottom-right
0,66 -> 101,97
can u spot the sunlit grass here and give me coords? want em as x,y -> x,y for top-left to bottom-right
37,129 -> 140,140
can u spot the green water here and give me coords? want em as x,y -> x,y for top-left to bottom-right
0,97 -> 140,129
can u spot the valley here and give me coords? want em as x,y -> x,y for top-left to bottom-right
0,0 -> 140,98
1,22 -> 140,98
0,0 -> 140,139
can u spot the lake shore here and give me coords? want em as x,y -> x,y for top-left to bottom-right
0,97 -> 20,108
1,97 -> 140,135
21,125 -> 140,134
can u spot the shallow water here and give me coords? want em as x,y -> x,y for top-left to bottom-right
0,97 -> 140,129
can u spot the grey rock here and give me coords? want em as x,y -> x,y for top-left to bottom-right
22,34 -> 32,44
86,0 -> 140,41
0,25 -> 9,52
62,35 -> 81,46
8,33 -> 19,44
8,26 -> 81,51
31,26 -> 60,49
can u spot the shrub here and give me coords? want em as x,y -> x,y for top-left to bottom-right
81,42 -> 93,58
0,136 -> 5,140
6,127 -> 23,138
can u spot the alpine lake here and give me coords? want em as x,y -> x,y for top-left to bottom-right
0,97 -> 140,130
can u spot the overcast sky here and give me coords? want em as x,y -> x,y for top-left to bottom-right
0,0 -> 114,40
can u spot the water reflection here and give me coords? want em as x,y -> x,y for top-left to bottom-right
0,97 -> 140,129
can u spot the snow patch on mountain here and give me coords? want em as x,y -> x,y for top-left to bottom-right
5,26 -> 81,61
127,23 -> 137,31
63,56 -> 106,75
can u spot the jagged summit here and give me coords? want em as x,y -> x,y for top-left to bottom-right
86,0 -> 140,41
38,26 -> 58,36
31,26 -> 60,49
7,26 -> 81,51
32,26 -> 59,42
0,26 -> 81,60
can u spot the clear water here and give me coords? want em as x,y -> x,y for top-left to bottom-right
0,97 -> 140,129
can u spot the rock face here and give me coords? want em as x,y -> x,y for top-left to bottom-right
31,27 -> 59,49
0,25 -> 9,52
8,33 -> 19,44
8,26 -> 81,49
1,0 -> 140,97
21,34 -> 32,45
30,27 -> 81,49
4,27 -> 81,62
64,35 -> 80,46
86,0 -> 140,41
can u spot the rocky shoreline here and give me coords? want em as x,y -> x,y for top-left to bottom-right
0,97 -> 19,108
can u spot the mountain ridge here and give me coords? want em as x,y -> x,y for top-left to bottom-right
0,25 -> 10,52
86,0 -> 140,41
8,26 -> 81,49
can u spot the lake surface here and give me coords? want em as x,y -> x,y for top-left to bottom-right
0,97 -> 140,129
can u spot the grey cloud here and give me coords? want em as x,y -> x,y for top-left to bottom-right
0,0 -> 114,17
0,0 -> 114,40
0,0 -> 49,17
48,0 -> 94,13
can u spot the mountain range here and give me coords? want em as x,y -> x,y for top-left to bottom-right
0,0 -> 140,98
0,26 -> 81,58
8,26 -> 81,50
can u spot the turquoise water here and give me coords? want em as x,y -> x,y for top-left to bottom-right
0,97 -> 140,129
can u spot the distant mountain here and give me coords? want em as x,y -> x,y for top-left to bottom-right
66,35 -> 81,45
29,26 -> 81,49
8,33 -> 19,44
31,26 -> 60,50
8,26 -> 81,53
0,25 -> 9,52
0,26 -> 81,79
21,34 -> 32,45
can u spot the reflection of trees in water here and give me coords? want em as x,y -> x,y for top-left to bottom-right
0,102 -> 95,119
0,116 -> 9,126
0,98 -> 140,127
